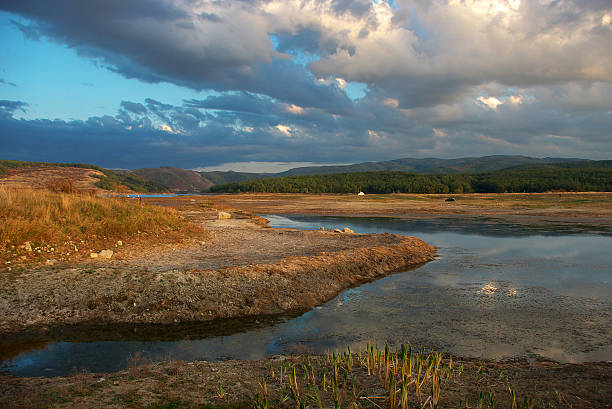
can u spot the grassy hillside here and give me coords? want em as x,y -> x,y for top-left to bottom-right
210,162 -> 612,194
129,167 -> 213,192
0,159 -> 103,177
0,159 -> 167,193
0,187 -> 205,265
198,170 -> 269,186
92,172 -> 167,193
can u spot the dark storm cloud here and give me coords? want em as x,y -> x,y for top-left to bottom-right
2,85 -> 612,170
275,29 -> 339,55
242,60 -> 355,115
1,0 -> 271,88
120,101 -> 148,116
1,0 -> 611,166
3,0 -> 611,112
331,0 -> 373,17
198,12 -> 222,22
0,0 -> 359,113
184,93 -> 277,115
0,100 -> 28,118
9,19 -> 42,40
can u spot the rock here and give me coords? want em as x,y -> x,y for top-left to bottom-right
342,227 -> 354,233
90,252 -> 99,258
199,241 -> 206,246
23,241 -> 32,252
116,240 -> 123,246
328,228 -> 334,232
333,228 -> 342,233
217,211 -> 231,219
318,226 -> 325,231
45,259 -> 57,266
99,249 -> 114,259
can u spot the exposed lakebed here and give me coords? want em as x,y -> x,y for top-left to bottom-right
2,215 -> 611,377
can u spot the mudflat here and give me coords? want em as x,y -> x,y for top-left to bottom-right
205,192 -> 612,234
0,210 -> 435,334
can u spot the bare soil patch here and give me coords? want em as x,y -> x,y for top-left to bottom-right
0,166 -> 104,193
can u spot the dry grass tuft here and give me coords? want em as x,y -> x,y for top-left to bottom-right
0,187 -> 206,266
46,177 -> 77,194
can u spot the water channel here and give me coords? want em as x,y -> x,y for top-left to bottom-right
2,215 -> 611,377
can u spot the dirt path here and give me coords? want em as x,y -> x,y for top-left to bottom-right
0,215 -> 435,335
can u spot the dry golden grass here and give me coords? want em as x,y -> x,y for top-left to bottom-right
0,187 -> 205,266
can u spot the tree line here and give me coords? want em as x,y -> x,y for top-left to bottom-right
210,165 -> 612,194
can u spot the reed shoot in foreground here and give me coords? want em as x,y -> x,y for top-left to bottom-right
252,343 -> 576,409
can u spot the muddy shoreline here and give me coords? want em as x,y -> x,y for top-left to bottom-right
2,353 -> 611,408
0,218 -> 435,335
203,192 -> 612,234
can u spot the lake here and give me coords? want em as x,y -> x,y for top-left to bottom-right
2,215 -> 611,377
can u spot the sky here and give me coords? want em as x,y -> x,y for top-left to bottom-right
0,0 -> 611,172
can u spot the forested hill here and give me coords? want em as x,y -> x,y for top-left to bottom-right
277,155 -> 585,176
210,162 -> 612,194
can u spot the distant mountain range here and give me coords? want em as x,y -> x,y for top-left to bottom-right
78,155 -> 598,192
275,155 -> 584,176
0,156 -> 596,193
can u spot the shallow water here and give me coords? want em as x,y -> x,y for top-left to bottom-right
2,215 -> 611,377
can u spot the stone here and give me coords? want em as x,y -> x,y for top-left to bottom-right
217,211 -> 231,219
342,227 -> 354,233
333,228 -> 342,233
90,252 -> 99,258
45,259 -> 57,266
328,228 -> 334,232
99,249 -> 114,259
318,226 -> 325,230
116,240 -> 123,246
